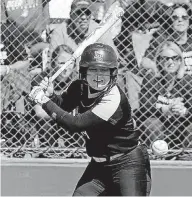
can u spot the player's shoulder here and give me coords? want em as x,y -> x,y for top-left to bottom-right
92,85 -> 122,122
101,85 -> 122,104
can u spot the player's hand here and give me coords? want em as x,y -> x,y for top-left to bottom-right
29,86 -> 50,105
39,77 -> 54,97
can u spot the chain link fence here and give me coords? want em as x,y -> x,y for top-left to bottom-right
1,0 -> 192,160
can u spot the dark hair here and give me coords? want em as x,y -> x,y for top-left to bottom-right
1,23 -> 43,64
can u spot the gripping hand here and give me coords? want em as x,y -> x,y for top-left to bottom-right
29,86 -> 50,105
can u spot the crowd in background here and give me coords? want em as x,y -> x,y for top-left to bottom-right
0,0 -> 192,159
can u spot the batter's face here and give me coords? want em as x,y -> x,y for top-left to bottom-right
86,65 -> 110,91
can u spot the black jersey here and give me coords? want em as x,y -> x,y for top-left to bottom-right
42,80 -> 140,157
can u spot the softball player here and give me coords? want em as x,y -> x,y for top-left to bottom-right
29,43 -> 151,196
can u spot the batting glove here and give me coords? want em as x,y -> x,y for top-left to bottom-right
29,86 -> 50,105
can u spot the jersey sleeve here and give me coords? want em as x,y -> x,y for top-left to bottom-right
42,85 -> 122,132
92,85 -> 122,124
42,101 -> 106,133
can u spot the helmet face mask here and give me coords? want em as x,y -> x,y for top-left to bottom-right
86,65 -> 111,91
79,43 -> 118,92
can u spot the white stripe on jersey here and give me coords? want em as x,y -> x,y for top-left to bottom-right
92,85 -> 121,121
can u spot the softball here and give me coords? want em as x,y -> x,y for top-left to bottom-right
152,140 -> 169,156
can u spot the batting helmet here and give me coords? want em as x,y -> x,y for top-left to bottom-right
79,43 -> 118,69
79,43 -> 118,96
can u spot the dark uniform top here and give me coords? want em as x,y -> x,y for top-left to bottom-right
42,79 -> 140,157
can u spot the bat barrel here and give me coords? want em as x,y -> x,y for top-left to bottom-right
50,58 -> 75,82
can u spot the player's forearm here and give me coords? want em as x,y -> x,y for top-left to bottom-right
49,92 -> 75,112
42,100 -> 104,133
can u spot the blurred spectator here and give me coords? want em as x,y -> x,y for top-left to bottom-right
115,0 -> 162,110
31,44 -> 82,148
0,22 -> 49,110
114,0 -> 147,109
114,0 -> 163,71
141,3 -> 192,75
89,0 -> 122,40
50,44 -> 78,91
0,23 -> 47,113
136,41 -> 192,149
1,0 -> 50,34
31,44 -> 77,96
49,0 -> 118,59
0,22 -> 49,77
0,23 -> 48,148
1,23 -> 44,65
90,0 -> 105,23
126,2 -> 192,110
1,111 -> 35,148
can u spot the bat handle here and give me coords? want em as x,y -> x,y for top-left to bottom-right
49,58 -> 75,82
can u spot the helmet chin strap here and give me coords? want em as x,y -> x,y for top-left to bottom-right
87,76 -> 117,99
87,85 -> 107,99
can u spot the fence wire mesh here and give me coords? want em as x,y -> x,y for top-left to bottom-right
1,0 -> 192,160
